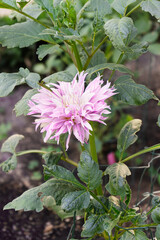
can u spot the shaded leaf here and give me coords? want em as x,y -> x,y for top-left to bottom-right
1,134 -> 24,154
61,190 -> 90,212
151,207 -> 160,223
14,89 -> 38,117
120,230 -> 149,240
0,0 -> 18,9
0,154 -> 17,172
42,151 -> 62,167
117,119 -> 142,156
81,214 -> 105,237
115,75 -> 157,105
78,151 -> 102,190
0,21 -> 53,48
4,179 -> 78,212
86,0 -> 112,16
104,214 -> 121,236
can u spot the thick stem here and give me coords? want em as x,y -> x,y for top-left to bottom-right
72,42 -> 83,72
89,123 -> 103,195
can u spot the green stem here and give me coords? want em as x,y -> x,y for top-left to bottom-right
126,2 -> 142,17
84,36 -> 108,70
108,52 -> 124,81
89,123 -> 103,195
61,156 -> 78,167
15,9 -> 49,28
121,144 -> 160,163
17,150 -> 47,156
89,191 -> 108,213
72,42 -> 83,72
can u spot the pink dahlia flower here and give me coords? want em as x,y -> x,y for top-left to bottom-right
28,72 -> 116,149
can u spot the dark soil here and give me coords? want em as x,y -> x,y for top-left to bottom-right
1,52 -> 160,239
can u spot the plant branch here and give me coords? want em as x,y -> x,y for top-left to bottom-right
108,52 -> 124,81
121,144 -> 160,163
89,191 -> 108,213
72,41 -> 83,72
126,2 -> 142,17
83,36 -> 108,70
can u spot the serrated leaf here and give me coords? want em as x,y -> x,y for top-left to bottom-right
25,73 -> 40,89
61,190 -> 90,212
104,214 -> 121,236
0,154 -> 17,172
1,134 -> 24,154
86,0 -> 112,16
43,70 -> 73,83
104,163 -> 131,198
44,165 -> 85,190
0,21 -> 53,48
36,44 -> 62,60
104,17 -> 137,51
86,63 -> 133,77
42,151 -> 62,167
120,230 -> 149,240
117,119 -> 142,157
14,89 -> 38,117
111,0 -> 136,15
115,75 -> 157,105
156,224 -> 160,240
0,73 -> 23,97
81,214 -> 105,237
151,207 -> 160,223
141,0 -> 160,21
124,42 -> 148,60
4,179 -> 77,212
78,151 -> 102,190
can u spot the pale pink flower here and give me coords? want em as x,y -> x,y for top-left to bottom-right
107,152 -> 116,165
28,72 -> 116,149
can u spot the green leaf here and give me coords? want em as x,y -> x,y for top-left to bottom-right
104,163 -> 131,199
124,42 -> 148,60
4,179 -> 77,212
0,0 -> 18,9
111,0 -> 136,15
25,73 -> 40,89
0,21 -> 53,48
103,214 -> 121,236
1,134 -> 24,154
0,72 -> 23,97
156,224 -> 160,240
117,119 -> 142,158
43,27 -> 81,41
34,0 -> 54,14
86,0 -> 112,16
42,196 -> 81,220
17,0 -> 29,9
149,43 -> 160,55
0,154 -> 17,172
42,151 -> 62,167
141,0 -> 160,21
120,230 -> 149,240
142,31 -> 159,43
151,207 -> 160,223
157,114 -> 160,127
115,75 -> 157,105
36,44 -> 62,60
61,190 -> 90,212
43,70 -> 73,83
78,151 -> 102,190
14,89 -> 38,117
104,17 -> 137,51
81,214 -> 105,237
86,63 -> 133,77
44,165 -> 85,190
